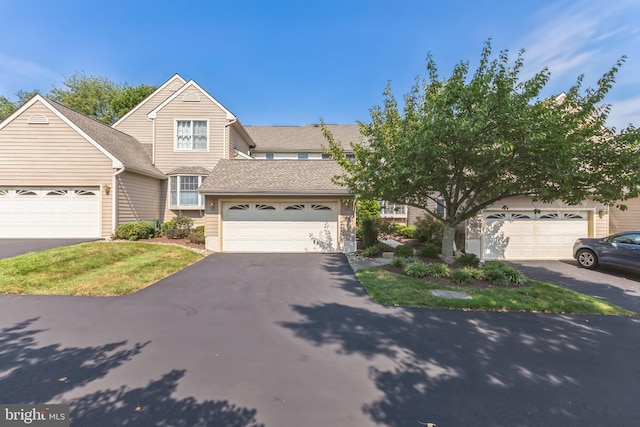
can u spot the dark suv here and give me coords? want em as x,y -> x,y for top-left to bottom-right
573,231 -> 640,273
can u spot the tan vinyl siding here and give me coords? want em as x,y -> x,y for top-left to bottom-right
609,197 -> 640,234
112,76 -> 186,145
153,88 -> 229,173
204,196 -> 219,237
116,171 -> 164,225
0,101 -> 115,237
229,126 -> 251,156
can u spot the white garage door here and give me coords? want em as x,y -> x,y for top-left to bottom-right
222,202 -> 338,252
482,211 -> 588,260
0,188 -> 101,238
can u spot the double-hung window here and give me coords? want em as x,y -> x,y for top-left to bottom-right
170,176 -> 205,208
176,120 -> 208,151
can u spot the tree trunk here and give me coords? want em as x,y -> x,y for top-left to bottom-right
441,222 -> 456,264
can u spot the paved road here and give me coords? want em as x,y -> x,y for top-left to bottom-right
1,253 -> 639,426
0,239 -> 98,259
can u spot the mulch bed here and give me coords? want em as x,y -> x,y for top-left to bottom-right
134,236 -> 206,251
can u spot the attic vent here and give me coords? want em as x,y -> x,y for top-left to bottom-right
168,83 -> 181,91
28,114 -> 49,124
183,93 -> 200,102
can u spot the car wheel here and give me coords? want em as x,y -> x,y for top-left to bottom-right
577,249 -> 598,269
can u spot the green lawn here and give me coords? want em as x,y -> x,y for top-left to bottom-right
0,242 -> 203,296
357,267 -> 635,316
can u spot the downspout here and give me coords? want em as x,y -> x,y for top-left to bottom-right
112,167 -> 126,235
224,118 -> 238,159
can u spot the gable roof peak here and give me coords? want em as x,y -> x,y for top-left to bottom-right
147,79 -> 236,120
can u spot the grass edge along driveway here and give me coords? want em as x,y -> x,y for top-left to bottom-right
0,241 -> 203,296
357,267 -> 635,316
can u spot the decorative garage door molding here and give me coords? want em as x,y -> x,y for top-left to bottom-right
0,187 -> 101,238
222,202 -> 338,253
482,210 -> 588,260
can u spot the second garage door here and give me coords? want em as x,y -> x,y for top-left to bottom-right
0,187 -> 101,238
482,211 -> 588,260
222,202 -> 338,252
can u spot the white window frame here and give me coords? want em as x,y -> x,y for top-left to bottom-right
170,175 -> 205,208
174,119 -> 209,151
379,201 -> 407,218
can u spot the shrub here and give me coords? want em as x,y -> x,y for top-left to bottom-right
165,228 -> 189,239
480,261 -> 526,284
424,262 -> 450,278
483,268 -> 509,286
195,225 -> 205,233
362,244 -> 384,258
451,269 -> 472,285
462,267 -> 484,280
390,256 -> 413,268
394,244 -> 414,258
172,215 -> 194,231
161,221 -> 174,234
361,217 -> 379,249
458,252 -> 480,268
394,225 -> 416,238
413,214 -> 444,247
404,260 -> 430,278
419,245 -> 439,259
187,229 -> 205,244
113,221 -> 157,241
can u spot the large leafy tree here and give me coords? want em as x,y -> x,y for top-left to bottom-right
1,73 -> 156,125
324,41 -> 640,262
48,72 -> 156,125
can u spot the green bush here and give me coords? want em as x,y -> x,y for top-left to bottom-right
165,228 -> 189,239
480,261 -> 526,285
451,269 -> 472,285
462,267 -> 484,280
361,217 -> 379,249
413,215 -> 444,246
458,252 -> 480,268
419,245 -> 439,259
483,268 -> 509,286
424,263 -> 450,278
160,221 -> 174,234
187,228 -> 205,244
390,256 -> 413,268
356,199 -> 381,224
394,245 -> 414,258
394,225 -> 416,238
377,242 -> 394,252
362,244 -> 384,258
113,221 -> 157,241
404,260 -> 430,278
172,215 -> 194,231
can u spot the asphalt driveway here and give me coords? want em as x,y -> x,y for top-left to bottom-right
1,253 -> 639,426
0,238 -> 98,259
511,259 -> 640,313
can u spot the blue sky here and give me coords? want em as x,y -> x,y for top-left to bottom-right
1,0 -> 639,129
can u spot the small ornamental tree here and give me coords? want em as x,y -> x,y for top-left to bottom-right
324,40 -> 640,262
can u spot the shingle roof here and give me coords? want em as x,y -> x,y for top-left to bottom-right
246,124 -> 362,152
167,165 -> 211,175
45,97 -> 166,179
199,159 -> 350,195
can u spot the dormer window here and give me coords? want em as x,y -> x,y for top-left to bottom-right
175,120 -> 208,151
298,153 -> 309,160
